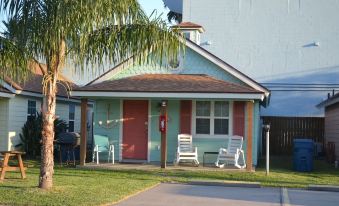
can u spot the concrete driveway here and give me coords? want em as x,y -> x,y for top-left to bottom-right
115,183 -> 339,206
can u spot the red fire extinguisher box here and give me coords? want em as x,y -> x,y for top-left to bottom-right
159,115 -> 166,133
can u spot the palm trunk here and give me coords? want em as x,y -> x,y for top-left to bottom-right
39,40 -> 66,189
39,82 -> 57,189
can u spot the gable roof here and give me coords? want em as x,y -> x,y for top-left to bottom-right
76,74 -> 263,94
72,74 -> 265,100
1,62 -> 78,99
171,22 -> 205,32
85,39 -> 270,100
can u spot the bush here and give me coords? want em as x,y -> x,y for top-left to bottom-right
18,112 -> 68,158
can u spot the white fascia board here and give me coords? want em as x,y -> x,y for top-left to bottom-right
0,92 -> 15,98
70,91 -> 264,100
0,80 -> 18,94
185,40 -> 270,97
17,91 -> 82,103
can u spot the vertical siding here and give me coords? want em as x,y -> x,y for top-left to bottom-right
93,99 -> 121,161
325,103 -> 339,160
253,101 -> 260,166
0,98 -> 9,151
150,100 -> 180,162
90,98 -> 261,165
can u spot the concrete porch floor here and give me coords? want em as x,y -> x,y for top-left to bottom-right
77,162 -> 249,172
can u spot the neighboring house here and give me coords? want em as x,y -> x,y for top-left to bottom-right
164,0 -> 339,117
0,65 -> 88,151
317,93 -> 339,161
71,24 -> 270,167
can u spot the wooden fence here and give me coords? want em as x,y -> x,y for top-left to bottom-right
261,116 -> 325,155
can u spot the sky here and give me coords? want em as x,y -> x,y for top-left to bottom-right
0,0 -> 168,32
139,0 -> 168,20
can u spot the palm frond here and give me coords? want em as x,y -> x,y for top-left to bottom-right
0,35 -> 30,82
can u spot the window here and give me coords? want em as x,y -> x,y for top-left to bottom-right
68,104 -> 75,132
195,101 -> 211,134
195,101 -> 230,135
27,100 -> 36,120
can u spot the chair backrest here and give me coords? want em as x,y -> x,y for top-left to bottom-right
227,136 -> 244,154
93,135 -> 110,151
178,134 -> 193,152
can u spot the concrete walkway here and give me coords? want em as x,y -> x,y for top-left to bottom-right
114,183 -> 339,206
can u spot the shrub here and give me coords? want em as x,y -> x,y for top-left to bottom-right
18,112 -> 68,158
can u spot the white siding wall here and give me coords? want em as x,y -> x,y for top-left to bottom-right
55,102 -> 81,133
0,98 -> 9,151
325,103 -> 339,160
74,105 -> 81,132
7,96 -> 41,150
182,0 -> 339,116
56,103 -> 69,125
4,95 -> 81,150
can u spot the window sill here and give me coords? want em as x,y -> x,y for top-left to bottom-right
193,134 -> 230,139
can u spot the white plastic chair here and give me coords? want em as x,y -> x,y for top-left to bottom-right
175,134 -> 199,166
92,135 -> 114,164
215,135 -> 246,169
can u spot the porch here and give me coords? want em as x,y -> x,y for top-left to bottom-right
71,74 -> 266,172
77,162 -> 249,172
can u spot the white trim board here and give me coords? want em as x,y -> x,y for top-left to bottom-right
71,91 -> 264,100
185,40 -> 270,97
0,92 -> 15,98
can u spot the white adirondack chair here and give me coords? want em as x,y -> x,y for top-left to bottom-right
175,134 -> 199,166
215,135 -> 246,169
92,135 -> 115,164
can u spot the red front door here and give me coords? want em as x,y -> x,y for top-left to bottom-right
122,100 -> 148,160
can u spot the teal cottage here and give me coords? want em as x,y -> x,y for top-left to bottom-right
71,22 -> 270,170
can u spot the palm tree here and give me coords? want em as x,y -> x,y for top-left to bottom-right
0,0 -> 181,190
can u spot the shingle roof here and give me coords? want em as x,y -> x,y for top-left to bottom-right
172,22 -> 204,29
12,74 -> 78,98
75,74 -> 263,94
2,62 -> 78,98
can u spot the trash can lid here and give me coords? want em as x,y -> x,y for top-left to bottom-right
294,138 -> 313,143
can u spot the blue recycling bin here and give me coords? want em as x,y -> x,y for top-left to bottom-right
293,139 -> 314,172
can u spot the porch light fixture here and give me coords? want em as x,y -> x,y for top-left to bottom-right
161,100 -> 167,107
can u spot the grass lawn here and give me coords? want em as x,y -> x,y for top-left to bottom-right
0,157 -> 338,205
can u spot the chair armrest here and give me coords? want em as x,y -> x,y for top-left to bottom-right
109,144 -> 114,152
219,148 -> 227,154
177,146 -> 180,153
94,144 -> 99,152
194,146 -> 198,153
